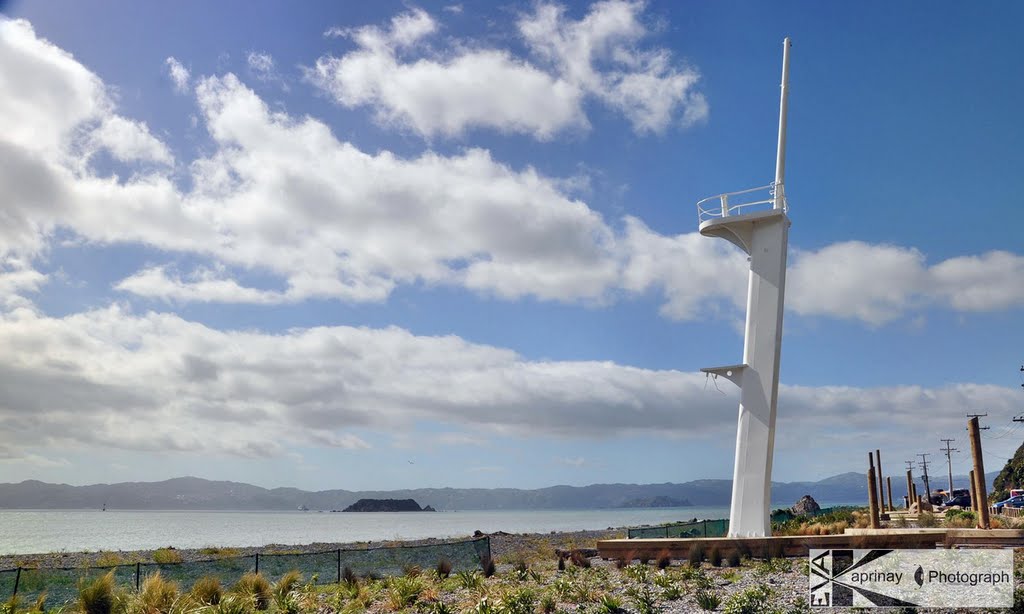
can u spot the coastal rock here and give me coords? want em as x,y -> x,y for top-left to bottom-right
790,495 -> 820,515
342,498 -> 434,512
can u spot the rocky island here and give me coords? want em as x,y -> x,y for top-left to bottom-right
342,498 -> 436,512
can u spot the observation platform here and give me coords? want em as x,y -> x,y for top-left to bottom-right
696,184 -> 789,254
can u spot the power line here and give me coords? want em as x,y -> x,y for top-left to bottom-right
940,439 -> 958,496
918,453 -> 932,499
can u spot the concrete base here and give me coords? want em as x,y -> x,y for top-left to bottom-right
598,528 -> 1024,560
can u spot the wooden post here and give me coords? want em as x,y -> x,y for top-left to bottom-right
867,454 -> 881,528
969,469 -> 977,514
875,450 -> 885,511
911,483 -> 918,510
905,469 -> 914,510
887,476 -> 894,511
968,417 -> 990,529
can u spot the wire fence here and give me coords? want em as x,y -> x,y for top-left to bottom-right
625,507 -> 855,539
0,537 -> 491,607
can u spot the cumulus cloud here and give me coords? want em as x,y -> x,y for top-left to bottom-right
787,242 -> 1024,325
2,16 -> 1023,329
0,305 -> 1017,467
310,1 -> 706,138
165,56 -> 190,93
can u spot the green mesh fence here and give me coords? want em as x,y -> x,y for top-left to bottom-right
3,564 -> 137,608
0,537 -> 490,606
143,555 -> 256,590
627,518 -> 729,539
626,507 -> 857,539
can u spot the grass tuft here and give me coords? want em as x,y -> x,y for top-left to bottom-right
138,572 -> 180,614
191,575 -> 223,605
480,553 -> 496,578
687,544 -> 704,568
233,572 -> 271,611
435,557 -> 453,580
151,548 -> 182,565
78,571 -> 116,614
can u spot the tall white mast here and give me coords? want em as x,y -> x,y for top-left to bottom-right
697,38 -> 793,537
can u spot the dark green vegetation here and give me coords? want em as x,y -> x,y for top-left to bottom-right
341,499 -> 435,512
993,441 -> 1024,502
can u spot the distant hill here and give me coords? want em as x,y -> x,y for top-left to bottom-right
0,471 -> 997,511
617,496 -> 692,508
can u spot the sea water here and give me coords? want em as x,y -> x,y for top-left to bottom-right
0,508 -> 731,555
0,502 -> 861,555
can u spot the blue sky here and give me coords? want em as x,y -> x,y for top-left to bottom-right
0,1 -> 1022,492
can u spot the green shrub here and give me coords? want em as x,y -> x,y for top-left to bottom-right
695,589 -> 721,611
456,570 -> 484,591
78,571 -> 117,614
272,569 -> 302,603
500,587 -> 536,614
191,576 -> 223,605
151,548 -> 182,564
233,573 -> 271,610
625,584 -> 658,614
918,511 -> 938,528
539,592 -> 557,613
597,593 -> 624,613
385,575 -> 424,610
723,584 -> 773,614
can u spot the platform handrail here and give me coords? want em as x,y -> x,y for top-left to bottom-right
696,182 -> 788,225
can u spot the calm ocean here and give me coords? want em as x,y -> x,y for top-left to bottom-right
0,502 -> 859,555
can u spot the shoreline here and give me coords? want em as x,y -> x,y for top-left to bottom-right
0,528 -> 624,571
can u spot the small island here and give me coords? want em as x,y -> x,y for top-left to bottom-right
342,498 -> 436,512
616,496 -> 692,508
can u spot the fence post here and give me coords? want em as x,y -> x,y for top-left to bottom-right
703,520 -> 708,537
337,549 -> 341,584
136,562 -> 141,590
13,567 -> 21,597
255,553 -> 260,575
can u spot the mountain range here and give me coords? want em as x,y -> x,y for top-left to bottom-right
0,471 -> 997,511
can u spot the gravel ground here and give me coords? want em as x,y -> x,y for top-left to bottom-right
2,529 -> 1019,612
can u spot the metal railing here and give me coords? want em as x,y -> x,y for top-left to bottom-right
696,183 -> 787,225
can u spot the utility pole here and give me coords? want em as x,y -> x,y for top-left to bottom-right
918,453 -> 932,504
904,460 -> 915,505
967,413 -> 991,430
968,416 -> 990,529
940,439 -> 958,498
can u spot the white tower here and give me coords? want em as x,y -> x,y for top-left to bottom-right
698,38 -> 792,538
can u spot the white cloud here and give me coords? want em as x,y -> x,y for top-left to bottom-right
0,305 -> 1017,467
165,56 -> 190,93
246,51 -> 276,81
311,1 -> 705,138
788,243 -> 1024,325
90,116 -> 173,164
2,16 -> 1023,329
